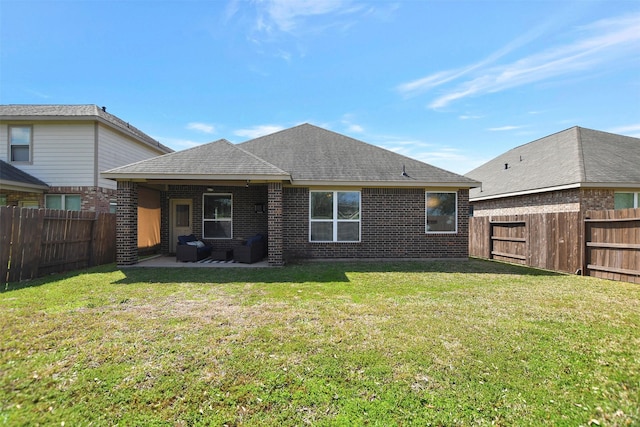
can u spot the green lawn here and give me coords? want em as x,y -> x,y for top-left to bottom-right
1,260 -> 638,426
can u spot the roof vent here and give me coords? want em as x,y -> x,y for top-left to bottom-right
401,164 -> 409,177
504,163 -> 509,170
101,106 -> 107,112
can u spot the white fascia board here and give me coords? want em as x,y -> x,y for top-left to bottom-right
291,179 -> 480,188
470,181 -> 640,202
470,183 -> 582,201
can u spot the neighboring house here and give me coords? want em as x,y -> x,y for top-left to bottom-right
103,123 -> 480,266
0,104 -> 172,212
0,159 -> 49,207
465,126 -> 640,275
466,126 -> 640,216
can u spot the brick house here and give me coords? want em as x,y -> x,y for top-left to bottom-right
466,127 -> 640,217
103,124 -> 480,266
465,126 -> 640,273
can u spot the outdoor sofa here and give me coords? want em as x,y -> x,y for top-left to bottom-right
176,234 -> 213,262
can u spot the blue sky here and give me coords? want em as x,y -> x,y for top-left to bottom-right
1,0 -> 639,174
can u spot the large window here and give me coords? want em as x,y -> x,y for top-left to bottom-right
45,194 -> 81,211
614,192 -> 639,209
310,191 -> 360,242
426,192 -> 457,233
203,194 -> 232,239
9,125 -> 32,162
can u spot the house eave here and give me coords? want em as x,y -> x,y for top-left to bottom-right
0,179 -> 49,192
291,179 -> 480,188
470,181 -> 640,202
101,172 -> 292,182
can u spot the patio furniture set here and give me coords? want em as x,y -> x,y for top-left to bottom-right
176,233 -> 266,264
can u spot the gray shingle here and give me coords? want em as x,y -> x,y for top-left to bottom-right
466,126 -> 640,200
0,160 -> 49,189
103,139 -> 289,178
104,123 -> 478,187
239,124 -> 478,185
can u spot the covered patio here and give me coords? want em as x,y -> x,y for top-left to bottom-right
133,254 -> 269,268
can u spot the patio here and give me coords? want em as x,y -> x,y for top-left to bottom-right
133,255 -> 270,268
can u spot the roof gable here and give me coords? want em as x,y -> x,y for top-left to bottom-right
103,139 -> 289,179
239,123 -> 477,186
466,126 -> 640,200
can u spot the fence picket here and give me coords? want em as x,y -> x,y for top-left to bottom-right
1,206 -> 116,285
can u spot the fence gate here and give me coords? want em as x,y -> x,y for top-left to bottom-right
489,219 -> 527,265
584,208 -> 640,284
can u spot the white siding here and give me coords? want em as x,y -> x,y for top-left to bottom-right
1,123 -> 96,186
98,125 -> 166,189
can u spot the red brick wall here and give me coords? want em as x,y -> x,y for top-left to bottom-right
48,186 -> 117,213
471,188 -> 616,217
282,187 -> 470,261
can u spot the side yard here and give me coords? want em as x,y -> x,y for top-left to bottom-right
1,260 -> 638,426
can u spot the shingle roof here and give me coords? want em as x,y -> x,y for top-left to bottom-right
239,124 -> 478,186
104,123 -> 478,187
0,160 -> 49,191
103,139 -> 290,180
0,104 -> 172,154
466,126 -> 640,201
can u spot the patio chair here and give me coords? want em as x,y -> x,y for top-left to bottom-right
234,233 -> 266,264
176,234 -> 213,262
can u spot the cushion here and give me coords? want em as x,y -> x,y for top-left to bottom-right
194,240 -> 206,248
178,234 -> 197,245
186,241 -> 198,246
245,234 -> 263,246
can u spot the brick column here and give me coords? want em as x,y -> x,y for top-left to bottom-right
116,180 -> 139,266
267,182 -> 284,266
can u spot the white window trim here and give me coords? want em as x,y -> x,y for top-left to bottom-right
45,194 -> 81,211
202,193 -> 233,239
9,125 -> 33,164
309,190 -> 361,243
425,191 -> 458,234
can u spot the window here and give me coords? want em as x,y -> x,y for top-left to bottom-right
0,195 -> 6,206
45,194 -> 81,211
109,201 -> 117,214
426,192 -> 457,233
9,126 -> 32,162
614,192 -> 639,209
203,194 -> 232,239
310,191 -> 360,242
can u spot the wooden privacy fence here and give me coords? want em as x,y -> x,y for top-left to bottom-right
1,206 -> 116,284
584,208 -> 640,284
470,208 -> 640,283
470,212 -> 582,274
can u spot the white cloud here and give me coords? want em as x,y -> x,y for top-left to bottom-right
397,12 -> 640,109
234,124 -> 285,139
186,122 -> 216,134
459,114 -> 483,120
155,137 -> 208,151
608,123 -> 640,138
255,0 -> 362,33
487,125 -> 524,132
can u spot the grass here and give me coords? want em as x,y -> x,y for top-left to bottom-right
1,259 -> 639,426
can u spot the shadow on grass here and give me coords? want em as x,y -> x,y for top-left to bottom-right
2,258 -> 565,292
